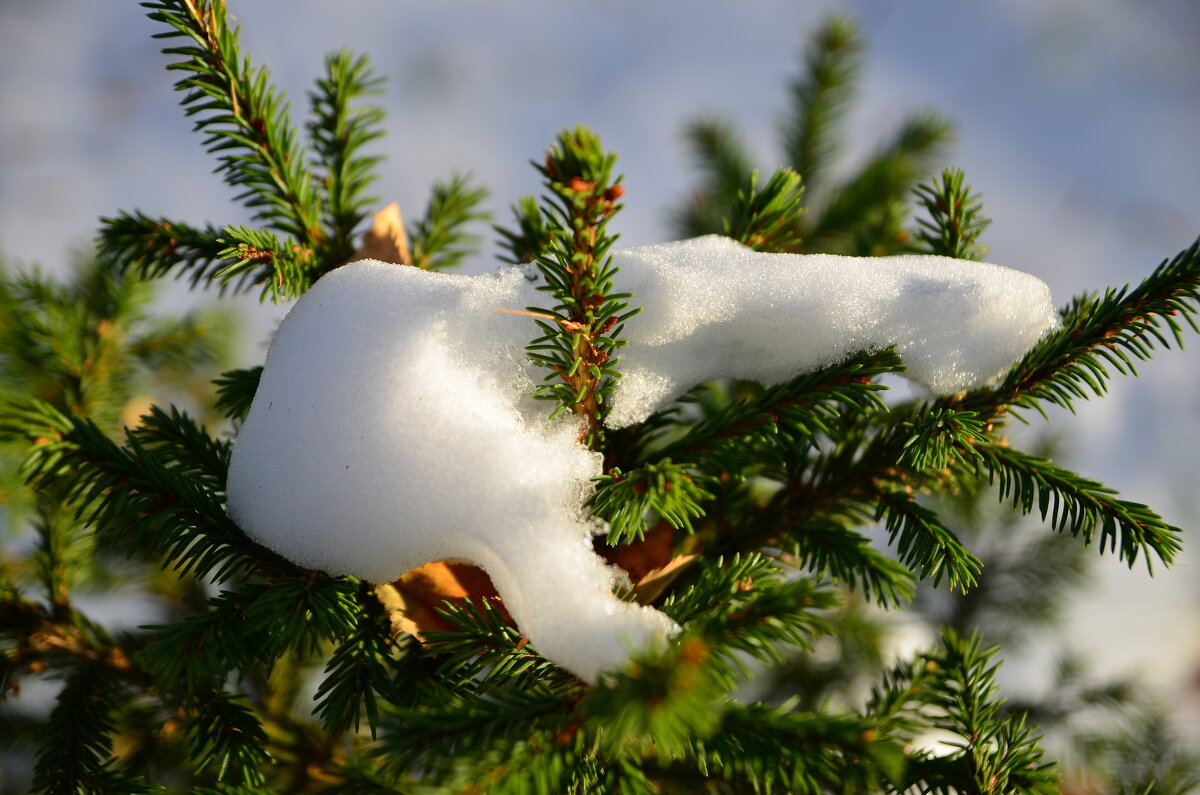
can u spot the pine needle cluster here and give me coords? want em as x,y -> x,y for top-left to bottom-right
2,5 -> 1198,793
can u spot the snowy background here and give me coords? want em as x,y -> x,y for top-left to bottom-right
2,0 -> 1198,735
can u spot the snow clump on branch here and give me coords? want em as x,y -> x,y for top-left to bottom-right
226,234 -> 1058,683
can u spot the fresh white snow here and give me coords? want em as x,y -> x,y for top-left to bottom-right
225,235 -> 1058,683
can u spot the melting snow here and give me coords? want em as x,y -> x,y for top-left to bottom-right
226,235 -> 1058,683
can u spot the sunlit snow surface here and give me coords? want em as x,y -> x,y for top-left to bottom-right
226,235 -> 1058,683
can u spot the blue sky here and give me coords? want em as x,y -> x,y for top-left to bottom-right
2,0 -> 1198,733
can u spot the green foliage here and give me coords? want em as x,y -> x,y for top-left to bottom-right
4,7 -> 1198,794
723,168 -> 806,253
103,0 -> 484,301
33,664 -> 161,795
408,173 -> 491,271
780,14 -> 863,198
313,586 -> 397,738
897,408 -> 986,471
876,493 -> 983,592
976,442 -> 1181,569
496,195 -> 553,264
590,460 -> 714,544
213,366 -> 261,421
898,631 -> 1060,794
523,126 -> 635,445
307,50 -> 386,256
914,167 -> 993,260
677,14 -> 952,255
972,236 -> 1200,417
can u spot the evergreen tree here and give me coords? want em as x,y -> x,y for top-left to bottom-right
1,5 -> 1197,792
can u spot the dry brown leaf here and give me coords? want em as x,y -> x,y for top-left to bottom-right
601,522 -> 701,605
375,560 -> 511,643
631,553 -> 699,605
350,202 -> 412,266
375,526 -> 697,645
603,523 -> 676,583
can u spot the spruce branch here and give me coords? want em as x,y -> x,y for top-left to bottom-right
897,408 -> 987,472
313,585 -> 399,738
659,555 -> 838,679
3,399 -> 297,582
407,173 -> 491,271
781,14 -> 863,198
808,113 -> 954,253
187,692 -> 272,787
423,599 -> 572,688
33,663 -> 162,795
307,50 -> 386,259
968,236 -> 1200,418
913,167 -> 992,260
876,493 -> 982,592
495,196 -> 553,265
214,225 -> 315,300
641,348 -> 901,466
674,116 -> 757,239
213,366 -> 262,421
375,677 -> 572,782
908,630 -> 1059,795
779,521 -> 916,608
688,704 -> 906,794
974,442 -> 1182,570
589,460 -> 714,545
143,0 -> 322,246
98,212 -> 228,289
584,633 -> 727,762
723,168 -> 806,253
526,126 -> 634,448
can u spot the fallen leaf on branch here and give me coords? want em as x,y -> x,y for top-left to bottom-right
350,202 -> 411,266
375,560 -> 511,643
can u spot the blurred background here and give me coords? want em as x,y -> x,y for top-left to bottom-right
2,0 -> 1198,750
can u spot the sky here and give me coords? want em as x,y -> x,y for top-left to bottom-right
2,0 -> 1198,736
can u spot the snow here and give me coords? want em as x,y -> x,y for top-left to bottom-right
225,235 -> 1058,683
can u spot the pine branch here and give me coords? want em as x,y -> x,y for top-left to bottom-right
187,692 -> 272,787
407,173 -> 491,271
142,577 -> 358,697
128,404 -> 231,488
974,442 -> 1182,570
3,399 -> 297,582
642,348 -> 901,467
495,196 -> 553,264
143,0 -> 322,246
673,116 -> 756,239
913,167 -> 992,261
33,663 -> 161,795
97,212 -> 228,288
307,50 -> 386,259
583,634 -> 727,761
313,585 -> 398,738
689,704 -> 906,794
589,460 -> 714,545
967,237 -> 1200,418
809,113 -> 954,253
897,408 -> 986,472
526,126 -> 634,448
779,521 -> 916,608
659,554 -> 837,678
781,14 -> 863,198
376,678 -> 572,781
907,630 -> 1060,795
213,366 -> 261,421
214,225 -> 315,300
723,168 -> 806,253
423,599 -> 571,688
876,493 -> 982,592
